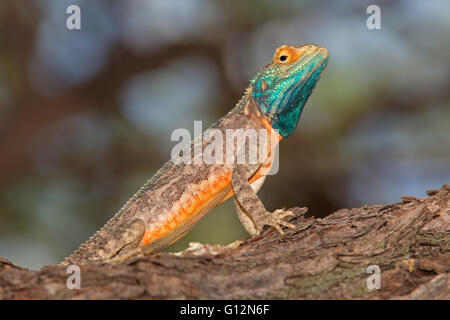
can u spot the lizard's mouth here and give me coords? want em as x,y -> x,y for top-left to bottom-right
288,45 -> 328,88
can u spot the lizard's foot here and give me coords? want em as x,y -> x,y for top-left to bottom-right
256,209 -> 296,235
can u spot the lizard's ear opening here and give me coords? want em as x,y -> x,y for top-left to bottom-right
261,80 -> 267,91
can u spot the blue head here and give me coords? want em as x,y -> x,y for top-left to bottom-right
250,44 -> 329,137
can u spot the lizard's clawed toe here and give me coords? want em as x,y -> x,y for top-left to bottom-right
257,209 -> 297,235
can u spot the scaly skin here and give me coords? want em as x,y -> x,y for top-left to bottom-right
62,44 -> 329,265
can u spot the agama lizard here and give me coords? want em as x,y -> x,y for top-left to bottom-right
62,44 -> 329,265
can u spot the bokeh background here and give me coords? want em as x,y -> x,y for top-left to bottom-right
0,0 -> 449,269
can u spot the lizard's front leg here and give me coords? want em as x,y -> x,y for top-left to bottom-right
231,165 -> 296,236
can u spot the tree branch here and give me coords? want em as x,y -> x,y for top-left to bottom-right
0,185 -> 448,299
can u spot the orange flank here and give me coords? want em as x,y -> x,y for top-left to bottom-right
138,116 -> 282,249
138,170 -> 233,247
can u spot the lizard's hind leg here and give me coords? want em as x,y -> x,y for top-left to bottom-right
104,219 -> 147,263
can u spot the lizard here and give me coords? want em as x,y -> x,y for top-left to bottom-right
62,44 -> 329,265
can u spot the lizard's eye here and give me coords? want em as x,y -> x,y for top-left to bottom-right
279,55 -> 288,62
274,47 -> 299,64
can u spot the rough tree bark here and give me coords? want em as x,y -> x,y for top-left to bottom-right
0,185 -> 448,300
